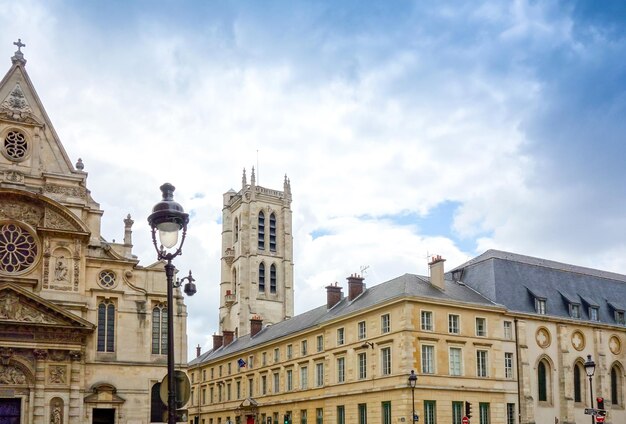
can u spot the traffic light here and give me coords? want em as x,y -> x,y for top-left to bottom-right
465,401 -> 472,419
597,397 -> 606,415
284,414 -> 291,424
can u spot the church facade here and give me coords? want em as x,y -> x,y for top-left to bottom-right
0,43 -> 188,423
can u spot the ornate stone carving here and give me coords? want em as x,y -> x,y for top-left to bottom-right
0,365 -> 26,384
44,209 -> 75,231
48,365 -> 66,384
0,200 -> 43,227
48,350 -> 67,362
3,170 -> 24,183
50,398 -> 63,424
571,330 -> 585,351
43,184 -> 87,199
535,327 -> 551,348
33,349 -> 48,360
0,83 -> 40,124
0,347 -> 13,365
0,293 -> 57,324
609,335 -> 622,355
68,351 -> 82,362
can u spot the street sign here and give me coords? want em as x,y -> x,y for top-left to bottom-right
462,417 -> 470,424
160,370 -> 192,409
584,408 -> 598,416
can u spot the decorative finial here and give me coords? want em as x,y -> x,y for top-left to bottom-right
124,214 -> 134,228
242,168 -> 247,188
75,158 -> 84,170
11,39 -> 26,65
251,166 -> 256,186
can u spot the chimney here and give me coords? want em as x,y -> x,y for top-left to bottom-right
196,344 -> 201,358
250,315 -> 263,337
223,330 -> 235,346
326,283 -> 343,309
212,334 -> 224,350
347,274 -> 365,301
429,255 -> 446,290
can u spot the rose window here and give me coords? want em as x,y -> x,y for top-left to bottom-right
4,130 -> 28,160
0,223 -> 38,273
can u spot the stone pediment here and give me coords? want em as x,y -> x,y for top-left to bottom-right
0,189 -> 90,236
0,83 -> 43,126
0,283 -> 94,330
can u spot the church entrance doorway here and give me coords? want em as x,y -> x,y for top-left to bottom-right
0,398 -> 21,424
92,408 -> 116,424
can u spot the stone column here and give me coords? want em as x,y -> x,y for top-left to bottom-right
557,324 -> 575,424
69,351 -> 83,423
33,349 -> 48,424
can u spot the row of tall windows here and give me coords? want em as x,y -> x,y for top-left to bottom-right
420,345 -> 515,378
258,262 -> 277,293
421,311 -> 507,338
199,351 -> 392,403
258,211 -> 277,251
97,300 -> 168,355
560,360 -> 624,406
423,401 -> 492,424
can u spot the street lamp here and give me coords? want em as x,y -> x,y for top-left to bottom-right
148,183 -> 196,424
584,354 -> 596,424
408,370 -> 417,422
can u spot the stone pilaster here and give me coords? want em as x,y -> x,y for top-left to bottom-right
69,351 -> 82,423
32,349 -> 48,424
558,324 -> 575,424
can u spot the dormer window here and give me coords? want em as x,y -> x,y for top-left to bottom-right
616,311 -> 625,325
570,304 -> 581,319
535,298 -> 546,315
589,307 -> 599,321
608,301 -> 626,325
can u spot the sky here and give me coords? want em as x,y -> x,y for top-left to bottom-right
1,0 -> 625,359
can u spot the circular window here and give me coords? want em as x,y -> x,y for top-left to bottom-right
98,270 -> 117,288
0,222 -> 38,274
3,130 -> 28,161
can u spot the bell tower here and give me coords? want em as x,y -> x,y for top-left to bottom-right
219,168 -> 294,337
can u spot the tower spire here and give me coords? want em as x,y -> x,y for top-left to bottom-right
242,168 -> 247,189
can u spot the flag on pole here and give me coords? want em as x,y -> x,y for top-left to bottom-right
237,358 -> 247,368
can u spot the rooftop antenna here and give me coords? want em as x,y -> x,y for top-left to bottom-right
360,265 -> 369,277
256,149 -> 259,185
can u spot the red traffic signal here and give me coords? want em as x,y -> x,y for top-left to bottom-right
596,416 -> 605,423
596,397 -> 605,411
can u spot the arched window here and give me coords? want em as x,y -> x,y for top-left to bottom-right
269,213 -> 277,252
234,217 -> 239,242
152,304 -> 168,355
574,362 -> 583,403
611,364 -> 623,406
259,262 -> 265,292
537,359 -> 551,402
151,382 -> 166,422
270,264 -> 277,294
97,300 -> 115,352
258,211 -> 265,250
232,268 -> 237,285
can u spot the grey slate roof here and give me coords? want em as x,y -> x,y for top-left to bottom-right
190,273 -> 496,366
449,249 -> 626,325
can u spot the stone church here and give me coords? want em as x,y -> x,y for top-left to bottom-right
0,42 -> 188,423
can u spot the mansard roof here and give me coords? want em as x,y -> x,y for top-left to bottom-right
449,249 -> 626,325
190,272 -> 496,365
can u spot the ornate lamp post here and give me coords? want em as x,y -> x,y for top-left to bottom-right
148,183 -> 196,424
408,370 -> 417,422
584,354 -> 596,424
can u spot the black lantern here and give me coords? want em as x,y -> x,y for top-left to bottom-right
408,370 -> 417,422
584,355 -> 596,424
148,183 -> 195,424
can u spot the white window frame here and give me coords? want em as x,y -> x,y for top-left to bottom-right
421,344 -> 435,374
337,357 -> 345,383
315,362 -> 324,387
421,310 -> 433,331
449,347 -> 462,376
358,352 -> 367,379
476,350 -> 488,377
381,313 -> 391,334
448,314 -> 460,334
381,347 -> 392,375
475,317 -> 487,337
504,352 -> 514,379
337,328 -> 345,345
503,320 -> 513,340
300,366 -> 308,389
535,298 -> 546,315
358,321 -> 367,340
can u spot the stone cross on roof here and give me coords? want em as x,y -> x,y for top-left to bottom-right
13,39 -> 25,52
12,38 -> 26,65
